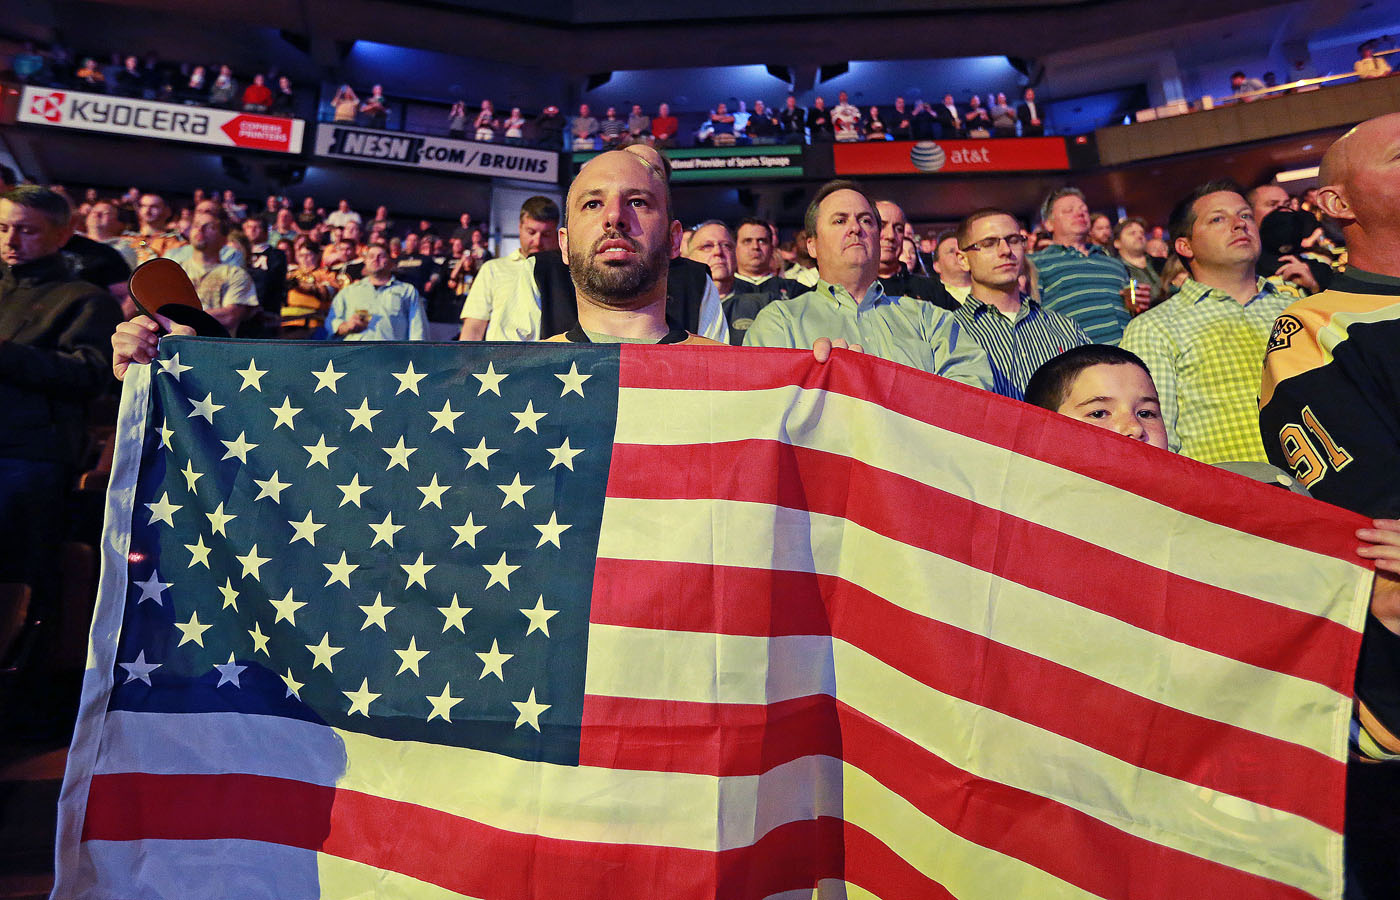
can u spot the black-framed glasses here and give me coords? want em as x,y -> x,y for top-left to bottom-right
960,234 -> 1027,252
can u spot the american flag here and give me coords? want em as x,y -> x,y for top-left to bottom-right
55,338 -> 1371,899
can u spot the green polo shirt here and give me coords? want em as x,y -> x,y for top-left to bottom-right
743,277 -> 993,389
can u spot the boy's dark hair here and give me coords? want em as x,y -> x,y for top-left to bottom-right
736,216 -> 771,235
1024,344 -> 1153,412
3,184 -> 73,229
519,195 -> 560,225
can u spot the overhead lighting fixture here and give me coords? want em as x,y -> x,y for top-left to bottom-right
1276,166 -> 1320,183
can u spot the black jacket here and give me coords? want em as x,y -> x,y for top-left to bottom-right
533,252 -> 711,338
0,255 -> 123,466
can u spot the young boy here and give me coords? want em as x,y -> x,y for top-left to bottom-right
1027,343 -> 1400,765
1024,344 -> 1168,450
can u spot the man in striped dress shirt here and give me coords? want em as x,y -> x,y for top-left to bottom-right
950,208 -> 1089,400
1029,186 -> 1132,344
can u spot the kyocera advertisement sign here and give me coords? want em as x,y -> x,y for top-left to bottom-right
833,137 -> 1071,175
19,87 -> 304,153
315,125 -> 559,183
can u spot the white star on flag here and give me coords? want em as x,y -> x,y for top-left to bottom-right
428,401 -> 462,433
368,512 -> 404,548
304,435 -> 338,468
324,551 -> 358,588
473,361 -> 507,396
438,595 -> 472,633
482,553 -> 519,590
520,596 -> 559,637
345,398 -> 381,432
213,653 -> 247,688
174,611 -> 213,647
206,502 -> 237,536
253,471 -> 290,503
235,359 -> 267,391
281,668 -> 304,699
510,400 -> 546,434
418,474 -> 449,509
187,392 -> 224,423
180,459 -> 203,491
236,544 -> 270,581
475,639 -> 513,681
383,436 -> 417,470
145,492 -> 182,527
133,571 -> 171,604
546,438 -> 583,471
268,588 -> 306,625
119,650 -> 161,685
288,510 -> 325,546
512,688 -> 550,732
158,353 -> 192,380
450,513 -> 485,548
337,474 -> 372,508
556,361 -> 591,397
426,683 -> 462,723
358,593 -> 395,631
343,679 -> 380,717
401,552 -> 436,589
464,438 -> 498,471
312,361 -> 346,393
184,535 -> 212,568
394,636 -> 430,676
270,396 -> 302,430
497,474 -> 534,509
305,632 -> 344,672
220,431 -> 258,464
392,361 -> 427,395
533,511 -> 571,548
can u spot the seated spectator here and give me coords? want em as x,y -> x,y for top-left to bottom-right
503,107 -> 526,145
222,188 -> 248,223
778,95 -> 806,143
100,53 -> 124,94
890,97 -> 913,140
572,103 -> 599,150
965,95 -> 991,138
361,85 -> 388,128
626,104 -> 651,144
86,200 -> 138,270
270,208 -> 298,246
732,101 -> 752,136
535,104 -> 565,149
809,96 -> 834,141
447,101 -> 468,139
932,228 -> 972,304
270,76 -> 295,116
990,93 -> 1016,137
747,100 -> 779,143
600,106 -> 627,146
709,102 -> 737,145
865,106 -> 887,140
1018,87 -> 1045,136
1355,44 -> 1392,79
242,73 -> 273,112
474,100 -> 497,142
208,65 -> 238,108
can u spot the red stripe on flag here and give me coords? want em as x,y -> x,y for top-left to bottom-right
616,345 -> 1369,565
601,440 -> 1360,695
580,693 -> 842,774
836,704 -> 1323,900
840,822 -> 958,900
81,772 -> 854,899
585,561 -> 1341,830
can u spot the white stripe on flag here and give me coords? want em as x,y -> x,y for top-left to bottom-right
613,385 -> 1363,626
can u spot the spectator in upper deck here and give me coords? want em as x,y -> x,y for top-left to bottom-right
572,103 -> 599,150
474,100 -> 498,142
447,101 -> 468,139
361,85 -> 389,128
935,93 -> 964,139
747,101 -> 779,144
1018,87 -> 1045,136
600,106 -> 628,146
965,95 -> 991,138
779,95 -> 807,143
1355,43 -> 1393,79
890,97 -> 913,140
651,102 -> 678,148
209,65 -> 238,108
809,96 -> 834,141
832,91 -> 861,142
991,93 -> 1017,138
627,104 -> 651,144
271,76 -> 295,116
1229,70 -> 1266,99
242,73 -> 273,112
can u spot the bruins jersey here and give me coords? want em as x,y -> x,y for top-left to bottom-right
1260,266 -> 1400,763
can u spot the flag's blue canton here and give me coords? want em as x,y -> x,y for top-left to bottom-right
112,338 -> 620,765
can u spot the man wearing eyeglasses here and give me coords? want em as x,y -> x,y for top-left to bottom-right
743,180 -> 992,388
950,209 -> 1089,400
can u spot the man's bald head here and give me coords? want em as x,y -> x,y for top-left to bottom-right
1313,113 -> 1400,270
565,148 -> 673,225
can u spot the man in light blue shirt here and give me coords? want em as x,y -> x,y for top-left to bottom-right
326,245 -> 427,341
743,180 -> 993,389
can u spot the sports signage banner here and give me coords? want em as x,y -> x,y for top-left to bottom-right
19,87 -> 304,154
573,145 -> 804,181
315,125 -> 559,184
834,137 -> 1070,175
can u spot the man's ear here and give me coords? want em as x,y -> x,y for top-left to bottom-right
955,248 -> 972,274
1314,184 -> 1353,224
557,225 -> 570,261
668,219 -> 683,260
805,234 -> 819,262
1173,235 -> 1194,261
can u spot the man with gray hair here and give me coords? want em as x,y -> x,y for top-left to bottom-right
0,185 -> 123,608
743,179 -> 992,387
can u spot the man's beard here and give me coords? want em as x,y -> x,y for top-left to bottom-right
569,230 -> 669,310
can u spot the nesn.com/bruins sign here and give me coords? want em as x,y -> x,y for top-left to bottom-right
315,125 -> 558,184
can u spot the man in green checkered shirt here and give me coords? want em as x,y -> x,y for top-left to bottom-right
1120,180 -> 1299,463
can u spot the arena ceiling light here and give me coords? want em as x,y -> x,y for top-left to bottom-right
1275,166 -> 1320,183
